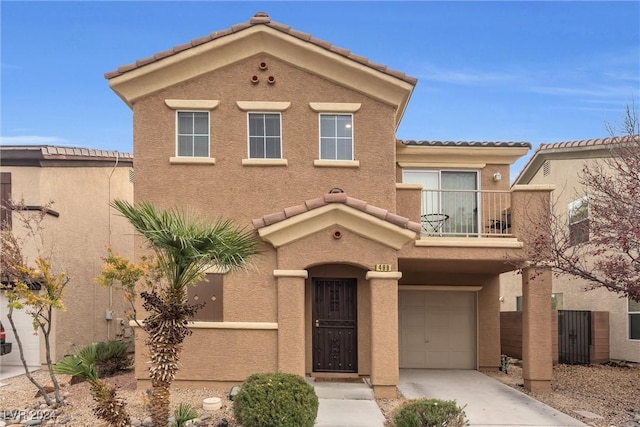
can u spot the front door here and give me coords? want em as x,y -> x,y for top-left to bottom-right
312,278 -> 357,372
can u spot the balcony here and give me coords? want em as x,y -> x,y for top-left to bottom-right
396,183 -> 553,246
418,189 -> 511,238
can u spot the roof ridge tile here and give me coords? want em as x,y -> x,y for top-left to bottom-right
104,12 -> 418,85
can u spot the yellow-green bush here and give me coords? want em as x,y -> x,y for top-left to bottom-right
394,398 -> 467,427
233,372 -> 318,427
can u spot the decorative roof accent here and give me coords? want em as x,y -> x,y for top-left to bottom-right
252,191 -> 422,234
399,140 -> 531,148
105,12 -> 417,85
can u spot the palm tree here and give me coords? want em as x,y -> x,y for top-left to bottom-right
54,344 -> 131,427
111,200 -> 260,427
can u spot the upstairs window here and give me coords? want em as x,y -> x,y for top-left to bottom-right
568,196 -> 589,246
629,298 -> 640,340
248,113 -> 282,159
320,114 -> 353,160
177,111 -> 209,157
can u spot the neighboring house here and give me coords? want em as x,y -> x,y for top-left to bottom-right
0,145 -> 134,368
500,137 -> 640,363
105,12 -> 554,396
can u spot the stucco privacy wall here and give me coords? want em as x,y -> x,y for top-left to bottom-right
2,164 -> 133,362
502,271 -> 639,362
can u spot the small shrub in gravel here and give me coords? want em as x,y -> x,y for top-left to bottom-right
394,398 -> 467,427
94,340 -> 132,377
232,372 -> 318,427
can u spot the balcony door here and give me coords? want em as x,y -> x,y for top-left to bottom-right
403,170 -> 479,235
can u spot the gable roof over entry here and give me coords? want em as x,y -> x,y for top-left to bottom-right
252,192 -> 421,250
105,12 -> 417,128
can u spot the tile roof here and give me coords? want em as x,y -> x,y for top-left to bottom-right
537,134 -> 639,151
513,134 -> 639,185
251,191 -> 422,234
104,12 -> 417,85
399,140 -> 531,148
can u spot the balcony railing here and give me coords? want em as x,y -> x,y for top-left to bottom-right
420,189 -> 511,237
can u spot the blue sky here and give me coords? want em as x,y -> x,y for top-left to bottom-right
1,1 -> 639,177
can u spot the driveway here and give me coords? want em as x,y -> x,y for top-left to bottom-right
398,369 -> 587,426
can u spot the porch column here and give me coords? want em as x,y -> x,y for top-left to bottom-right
274,269 -> 307,376
522,266 -> 552,393
366,271 -> 401,399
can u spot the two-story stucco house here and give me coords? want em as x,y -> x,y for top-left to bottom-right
105,12 -> 555,397
0,145 -> 134,370
501,137 -> 640,363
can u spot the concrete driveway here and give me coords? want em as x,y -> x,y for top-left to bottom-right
398,369 -> 587,427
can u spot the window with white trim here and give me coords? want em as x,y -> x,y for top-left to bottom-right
248,113 -> 282,159
629,298 -> 640,340
568,196 -> 589,246
177,111 -> 209,157
320,114 -> 353,160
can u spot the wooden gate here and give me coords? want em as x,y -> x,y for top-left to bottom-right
312,278 -> 357,372
558,310 -> 591,364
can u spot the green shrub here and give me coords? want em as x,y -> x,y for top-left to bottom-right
94,340 -> 131,377
171,402 -> 198,427
394,399 -> 467,427
233,372 -> 318,427
61,341 -> 131,379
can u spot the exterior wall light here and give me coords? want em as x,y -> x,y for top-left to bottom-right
493,172 -> 502,182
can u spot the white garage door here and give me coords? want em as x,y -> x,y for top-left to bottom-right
399,290 -> 476,369
1,293 -> 41,367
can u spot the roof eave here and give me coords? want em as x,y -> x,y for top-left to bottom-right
396,145 -> 530,166
107,25 -> 415,122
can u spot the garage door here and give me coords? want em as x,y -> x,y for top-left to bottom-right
1,293 -> 41,367
399,290 -> 476,369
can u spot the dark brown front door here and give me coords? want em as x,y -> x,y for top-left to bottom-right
312,278 -> 357,372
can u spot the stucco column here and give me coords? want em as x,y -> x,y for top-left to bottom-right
522,266 -> 553,393
366,271 -> 401,399
274,269 -> 307,376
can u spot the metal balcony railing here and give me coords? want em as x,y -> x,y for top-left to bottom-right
420,189 -> 512,237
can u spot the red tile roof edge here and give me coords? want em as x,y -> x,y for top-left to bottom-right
399,140 -> 531,148
104,12 -> 417,85
251,192 -> 422,234
513,134 -> 640,185
537,134 -> 639,151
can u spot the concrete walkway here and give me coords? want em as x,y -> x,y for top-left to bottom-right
399,369 -> 588,426
309,378 -> 385,427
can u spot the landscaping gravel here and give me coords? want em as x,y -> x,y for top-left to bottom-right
484,361 -> 640,427
1,362 -> 638,427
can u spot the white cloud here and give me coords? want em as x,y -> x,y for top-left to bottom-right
414,65 -> 516,85
0,135 -> 68,145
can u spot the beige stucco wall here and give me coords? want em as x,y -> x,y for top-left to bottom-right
3,164 -> 134,362
132,54 -> 397,221
502,155 -> 640,363
130,54 -> 401,380
126,44 -> 537,386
